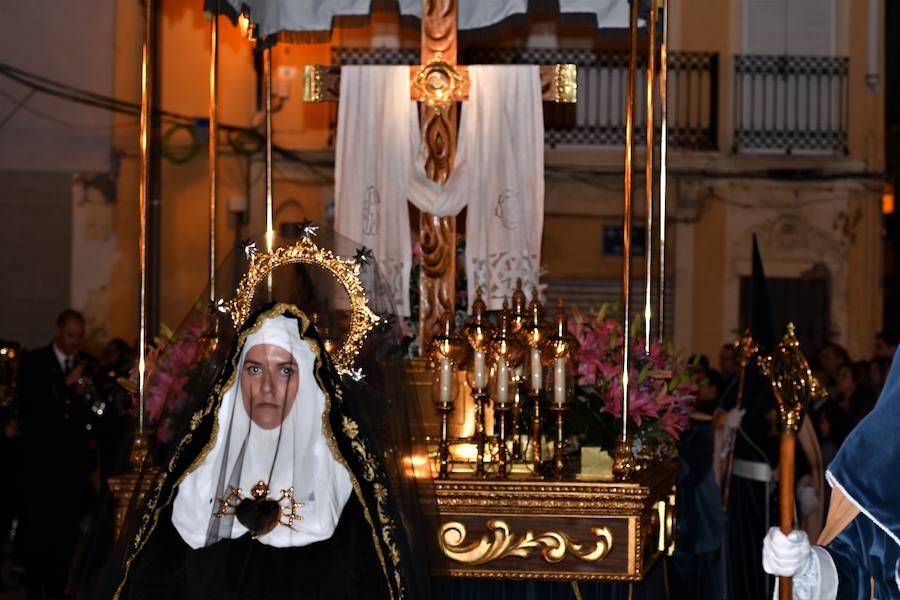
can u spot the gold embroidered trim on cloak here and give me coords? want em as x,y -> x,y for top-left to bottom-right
116,305 -> 313,599
315,368 -> 401,599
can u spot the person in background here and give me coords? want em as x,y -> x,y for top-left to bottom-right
835,362 -> 875,429
0,403 -> 23,591
690,353 -> 711,378
91,338 -> 134,480
817,343 -> 851,400
816,402 -> 851,467
671,367 -> 726,599
719,343 -> 740,383
874,330 -> 898,360
868,356 -> 892,397
16,310 -> 96,600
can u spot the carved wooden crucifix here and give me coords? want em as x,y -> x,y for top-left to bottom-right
304,0 -> 575,348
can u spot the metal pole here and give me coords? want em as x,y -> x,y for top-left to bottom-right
658,0 -> 669,340
137,0 -> 154,433
264,47 -> 274,253
613,0 -> 640,481
643,2 -> 657,348
621,0 -> 639,441
148,4 -> 161,343
208,3 -> 219,299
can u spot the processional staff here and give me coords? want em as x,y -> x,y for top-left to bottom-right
757,324 -> 826,600
721,330 -> 758,509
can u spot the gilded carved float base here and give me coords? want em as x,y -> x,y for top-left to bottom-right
433,460 -> 677,581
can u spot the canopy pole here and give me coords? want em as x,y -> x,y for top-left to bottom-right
643,1 -> 658,348
658,0 -> 669,340
137,0 -> 155,432
208,2 -> 219,300
613,0 -> 640,481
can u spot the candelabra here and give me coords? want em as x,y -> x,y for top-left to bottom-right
524,290 -> 547,475
490,305 -> 525,479
430,312 -> 467,479
508,279 -> 529,460
543,300 -> 575,480
463,288 -> 493,478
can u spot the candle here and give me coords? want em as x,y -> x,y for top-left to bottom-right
473,350 -> 487,389
553,357 -> 567,406
530,347 -> 543,391
495,357 -> 510,407
439,356 -> 453,404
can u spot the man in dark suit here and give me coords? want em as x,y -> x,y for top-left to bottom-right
16,310 -> 95,600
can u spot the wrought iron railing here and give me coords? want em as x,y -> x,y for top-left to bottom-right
333,47 -> 719,151
733,54 -> 849,155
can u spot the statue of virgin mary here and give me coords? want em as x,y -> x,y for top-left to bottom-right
80,225 -> 443,599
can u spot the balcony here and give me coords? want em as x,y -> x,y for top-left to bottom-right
331,49 -> 851,157
733,54 -> 849,155
333,47 -> 719,151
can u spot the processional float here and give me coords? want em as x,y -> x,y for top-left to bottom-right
112,0 -> 824,591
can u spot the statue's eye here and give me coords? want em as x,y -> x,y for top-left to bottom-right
281,366 -> 295,377
246,364 -> 261,375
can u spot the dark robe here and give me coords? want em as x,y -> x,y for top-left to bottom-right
108,305 -> 417,600
671,415 -> 725,599
124,494 -> 385,600
17,344 -> 95,598
821,353 -> 900,597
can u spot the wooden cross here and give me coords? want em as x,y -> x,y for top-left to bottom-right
304,0 -> 576,347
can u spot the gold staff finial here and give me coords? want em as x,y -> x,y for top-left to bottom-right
757,323 -> 826,433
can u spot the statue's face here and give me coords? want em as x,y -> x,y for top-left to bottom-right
240,344 -> 299,429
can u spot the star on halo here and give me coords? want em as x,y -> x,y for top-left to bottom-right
299,219 -> 319,238
240,239 -> 258,259
354,246 -> 374,264
348,368 -> 366,382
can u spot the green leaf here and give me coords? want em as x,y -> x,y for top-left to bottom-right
598,303 -> 609,321
638,362 -> 651,383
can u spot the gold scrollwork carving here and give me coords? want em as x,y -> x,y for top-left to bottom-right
423,0 -> 457,55
419,214 -> 455,348
222,237 -> 379,375
439,520 -> 613,566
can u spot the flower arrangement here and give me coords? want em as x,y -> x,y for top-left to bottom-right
120,305 -> 214,443
567,303 -> 697,456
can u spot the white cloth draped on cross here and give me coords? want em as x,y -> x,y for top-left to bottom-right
334,65 -> 544,316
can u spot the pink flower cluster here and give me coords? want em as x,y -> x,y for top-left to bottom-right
569,305 -> 696,441
125,307 -> 213,442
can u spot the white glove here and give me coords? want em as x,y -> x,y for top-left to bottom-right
762,527 -> 811,577
796,484 -> 819,518
725,407 -> 745,430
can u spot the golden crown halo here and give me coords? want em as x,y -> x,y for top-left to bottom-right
221,236 -> 380,375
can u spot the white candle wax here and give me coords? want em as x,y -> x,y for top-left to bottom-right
530,348 -> 543,391
439,356 -> 453,404
496,358 -> 510,407
553,357 -> 567,406
473,350 -> 487,389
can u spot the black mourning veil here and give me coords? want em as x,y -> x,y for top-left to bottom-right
78,225 -> 445,599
